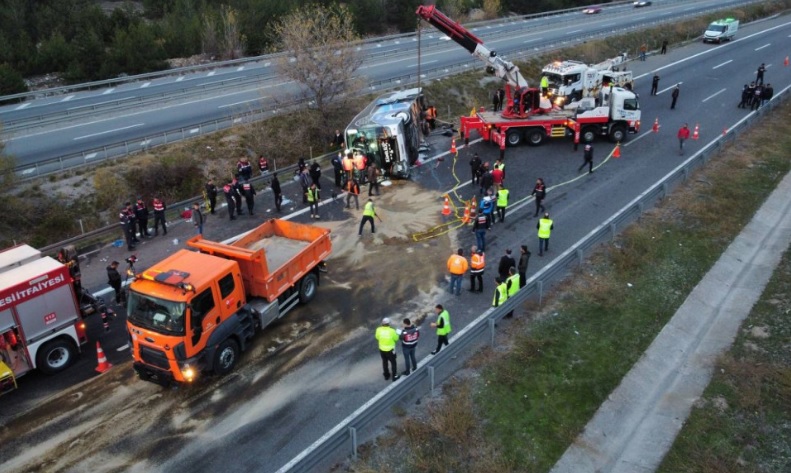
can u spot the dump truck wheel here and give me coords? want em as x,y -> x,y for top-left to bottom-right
213,339 -> 239,376
36,339 -> 76,374
299,273 -> 318,304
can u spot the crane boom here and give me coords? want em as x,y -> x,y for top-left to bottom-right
416,5 -> 528,90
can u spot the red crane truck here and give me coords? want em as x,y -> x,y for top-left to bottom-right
127,219 -> 331,385
415,5 -> 641,149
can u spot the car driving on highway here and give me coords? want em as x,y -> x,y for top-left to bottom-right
583,6 -> 602,14
634,1 -> 652,7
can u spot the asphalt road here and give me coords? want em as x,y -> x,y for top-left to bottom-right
0,0 -> 760,169
1,11 -> 790,473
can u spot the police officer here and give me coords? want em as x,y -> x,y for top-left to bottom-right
579,143 -> 594,174
119,202 -> 136,250
469,153 -> 482,185
430,304 -> 451,355
237,156 -> 253,181
205,179 -> 218,214
258,155 -> 269,176
375,318 -> 400,382
233,176 -> 245,215
241,179 -> 256,215
106,261 -> 123,304
651,74 -> 660,96
398,318 -> 419,376
537,212 -> 554,257
469,245 -> 485,293
531,178 -> 546,218
270,172 -> 283,213
135,199 -> 150,238
331,152 -> 343,187
152,196 -> 167,236
223,181 -> 237,220
518,245 -> 531,289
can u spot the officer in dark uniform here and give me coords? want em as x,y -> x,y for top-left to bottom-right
241,179 -> 256,215
120,203 -> 136,250
232,176 -> 244,215
205,179 -> 218,214
134,199 -> 150,237
152,196 -> 167,236
223,181 -> 237,220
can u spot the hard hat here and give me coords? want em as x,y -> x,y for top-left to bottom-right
382,317 -> 391,325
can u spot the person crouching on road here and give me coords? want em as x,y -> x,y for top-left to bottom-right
376,318 -> 400,382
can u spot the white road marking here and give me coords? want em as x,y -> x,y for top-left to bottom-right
68,96 -> 134,110
176,76 -> 185,82
207,70 -> 216,76
102,88 -> 115,95
21,168 -> 36,175
140,82 -> 151,88
601,23 -> 614,27
712,59 -> 732,69
755,43 -> 771,51
702,88 -> 727,103
61,95 -> 75,102
524,38 -> 543,43
85,152 -> 98,160
74,123 -> 144,140
15,103 -> 31,110
219,97 -> 267,108
623,130 -> 654,147
409,60 -> 437,67
656,82 -> 682,95
567,29 -> 582,34
189,128 -> 200,134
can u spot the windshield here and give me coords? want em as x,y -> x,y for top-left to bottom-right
707,24 -> 726,33
127,291 -> 186,336
623,98 -> 640,111
543,73 -> 564,88
347,125 -> 402,170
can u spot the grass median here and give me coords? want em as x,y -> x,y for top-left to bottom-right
351,96 -> 791,473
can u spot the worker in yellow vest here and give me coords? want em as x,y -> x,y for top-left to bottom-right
540,75 -> 549,97
375,317 -> 400,382
495,185 -> 509,224
537,212 -> 554,257
307,183 -> 320,219
492,276 -> 508,308
505,267 -> 520,318
469,246 -> 485,293
430,304 -> 451,355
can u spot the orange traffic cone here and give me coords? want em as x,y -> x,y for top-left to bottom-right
692,124 -> 699,140
613,143 -> 621,159
785,56 -> 790,67
95,341 -> 112,373
450,138 -> 457,156
469,195 -> 478,220
652,118 -> 660,133
442,195 -> 451,216
462,201 -> 471,224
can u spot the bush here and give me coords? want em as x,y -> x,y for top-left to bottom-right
0,63 -> 27,96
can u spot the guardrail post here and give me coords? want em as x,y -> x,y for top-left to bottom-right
610,223 -> 617,241
428,365 -> 435,394
682,167 -> 688,181
488,318 -> 496,346
349,427 -> 357,460
661,182 -> 668,198
637,202 -> 644,216
78,219 -> 84,234
576,248 -> 584,267
537,280 -> 543,306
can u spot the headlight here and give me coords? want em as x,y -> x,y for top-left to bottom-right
180,364 -> 196,382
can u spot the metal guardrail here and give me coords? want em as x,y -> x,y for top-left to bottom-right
276,85 -> 791,473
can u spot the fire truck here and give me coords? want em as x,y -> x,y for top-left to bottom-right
541,54 -> 634,106
0,245 -> 90,393
415,5 -> 641,148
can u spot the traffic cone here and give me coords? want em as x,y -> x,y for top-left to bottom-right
613,143 -> 621,158
785,56 -> 789,67
652,118 -> 660,133
469,195 -> 478,220
441,195 -> 451,216
450,138 -> 457,156
462,201 -> 471,224
95,341 -> 113,373
692,124 -> 699,140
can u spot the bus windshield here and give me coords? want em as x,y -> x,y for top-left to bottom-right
127,291 -> 186,336
347,126 -> 401,174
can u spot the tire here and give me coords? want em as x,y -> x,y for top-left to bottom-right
526,128 -> 545,146
36,338 -> 76,374
505,129 -> 522,147
299,273 -> 318,304
213,338 -> 239,376
581,126 -> 598,143
609,125 -> 627,143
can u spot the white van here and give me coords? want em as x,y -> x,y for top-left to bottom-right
703,18 -> 739,43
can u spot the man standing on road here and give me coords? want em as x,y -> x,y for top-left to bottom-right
375,318 -> 400,382
578,144 -> 594,174
270,172 -> 283,213
398,318 -> 419,376
346,178 -> 361,210
495,184 -> 509,223
447,248 -> 469,296
497,248 -> 516,282
205,179 -> 217,215
232,176 -> 244,215
660,39 -> 668,54
120,202 -> 136,251
223,180 -> 237,220
639,43 -> 647,61
135,199 -> 150,238
191,202 -> 203,235
670,85 -> 680,110
107,261 -> 123,304
537,212 -> 554,257
152,196 -> 167,236
331,152 -> 343,188
472,211 -> 489,252
307,182 -> 320,219
430,304 -> 451,355
532,178 -> 546,218
738,84 -> 750,109
505,267 -> 520,318
359,199 -> 380,235
650,74 -> 659,96
469,153 -> 482,186
763,83 -> 774,107
518,245 -> 531,289
241,179 -> 256,215
469,245 -> 485,293
756,62 -> 766,85
677,123 -> 690,155
492,276 -> 508,308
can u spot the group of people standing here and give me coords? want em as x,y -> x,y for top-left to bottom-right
738,64 -> 773,110
118,197 -> 168,251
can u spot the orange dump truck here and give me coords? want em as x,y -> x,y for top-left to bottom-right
127,219 -> 331,385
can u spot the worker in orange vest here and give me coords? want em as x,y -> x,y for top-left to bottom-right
342,152 -> 354,186
469,246 -> 485,293
447,248 -> 469,296
353,151 -> 367,184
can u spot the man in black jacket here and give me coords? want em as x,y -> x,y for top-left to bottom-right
497,248 -> 516,282
270,173 -> 283,212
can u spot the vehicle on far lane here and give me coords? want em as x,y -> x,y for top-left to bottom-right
583,6 -> 602,14
634,1 -> 653,7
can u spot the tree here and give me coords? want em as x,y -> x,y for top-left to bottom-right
483,0 -> 502,19
273,3 -> 364,120
219,4 -> 245,60
0,64 -> 27,96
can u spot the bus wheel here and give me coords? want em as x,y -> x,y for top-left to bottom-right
213,339 -> 239,376
37,339 -> 76,374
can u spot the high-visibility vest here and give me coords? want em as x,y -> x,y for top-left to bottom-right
471,253 -> 485,271
497,189 -> 509,207
363,201 -> 376,217
375,325 -> 399,351
540,76 -> 548,89
494,162 -> 505,172
447,255 -> 469,275
493,282 -> 508,307
436,310 -> 451,336
507,274 -> 520,297
307,188 -> 318,203
343,157 -> 354,171
538,218 -> 553,238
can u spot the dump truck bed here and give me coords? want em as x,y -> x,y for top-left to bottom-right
187,219 -> 331,302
